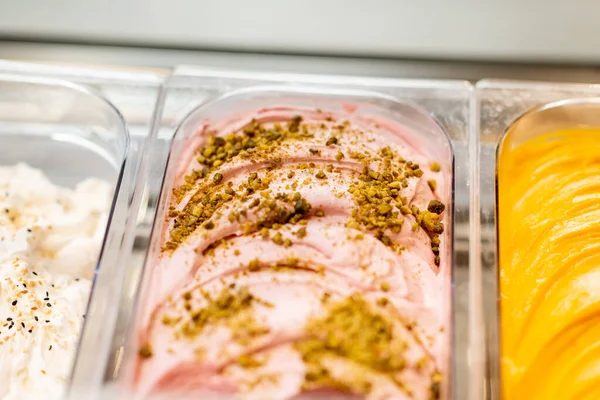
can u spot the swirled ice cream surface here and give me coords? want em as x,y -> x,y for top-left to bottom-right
0,164 -> 111,400
133,107 -> 451,400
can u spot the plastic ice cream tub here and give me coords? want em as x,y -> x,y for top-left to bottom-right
83,68 -> 473,400
474,80 -> 600,400
0,62 -> 164,400
0,73 -> 130,400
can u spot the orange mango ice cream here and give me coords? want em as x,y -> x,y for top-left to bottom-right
499,128 -> 600,400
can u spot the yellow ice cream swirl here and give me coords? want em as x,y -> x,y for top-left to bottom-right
499,128 -> 600,400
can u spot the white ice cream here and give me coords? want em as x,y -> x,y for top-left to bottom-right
0,164 -> 111,400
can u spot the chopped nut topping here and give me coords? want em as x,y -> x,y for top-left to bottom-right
139,342 -> 153,358
296,295 -> 416,394
155,113 -> 447,395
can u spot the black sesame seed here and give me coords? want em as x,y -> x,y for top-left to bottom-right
46,303 -> 51,307
8,325 -> 12,330
6,317 -> 12,321
43,297 -> 49,301
28,329 -> 32,333
49,345 -> 52,350
23,284 -> 26,288
21,322 -> 25,328
11,300 -> 17,306
32,272 -> 37,276
45,320 -> 50,323
26,229 -> 32,233
34,316 -> 38,321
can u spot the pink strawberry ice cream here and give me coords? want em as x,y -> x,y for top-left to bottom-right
131,106 -> 451,400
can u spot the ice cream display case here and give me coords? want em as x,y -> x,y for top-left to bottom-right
5,57 -> 600,400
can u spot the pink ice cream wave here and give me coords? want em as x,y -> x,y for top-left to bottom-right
130,106 -> 451,400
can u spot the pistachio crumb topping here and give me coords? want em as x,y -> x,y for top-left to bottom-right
427,179 -> 437,192
377,297 -> 389,306
166,116 -> 324,250
238,353 -> 265,369
295,227 -> 307,238
150,112 -> 447,395
213,173 -> 223,184
138,342 -> 153,358
166,180 -> 312,250
248,258 -> 261,272
315,170 -> 326,179
342,142 -> 445,261
177,286 -> 270,341
427,200 -> 445,215
430,372 -> 442,399
326,136 -> 339,146
295,295 -> 416,395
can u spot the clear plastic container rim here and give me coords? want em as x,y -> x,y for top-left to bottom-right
476,78 -> 600,92
169,65 -> 473,93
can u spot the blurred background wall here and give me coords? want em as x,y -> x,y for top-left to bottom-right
1,0 -> 599,64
